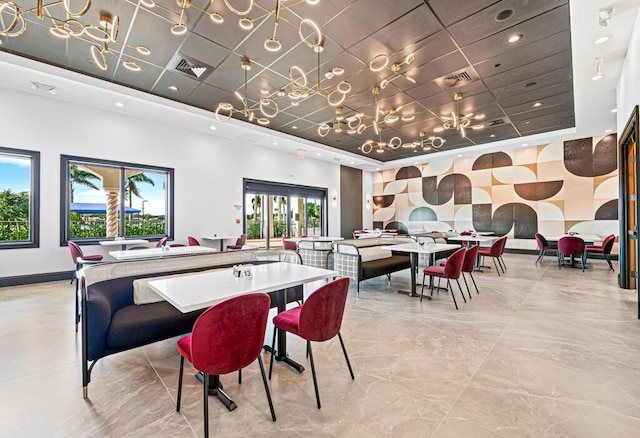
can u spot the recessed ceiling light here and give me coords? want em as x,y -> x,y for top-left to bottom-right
168,85 -> 179,91
317,153 -> 322,156
350,161 -> 355,165
376,168 -> 380,171
605,129 -> 613,133
507,33 -> 523,44
490,134 -> 496,138
592,74 -> 603,81
533,102 -> 543,107
457,154 -> 462,158
292,125 -> 298,129
594,36 -> 610,45
210,125 -> 217,131
523,143 -> 528,146
273,142 -> 278,146
611,108 -> 618,113
115,102 -> 124,108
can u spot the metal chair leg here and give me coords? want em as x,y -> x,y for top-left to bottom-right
238,369 -> 242,384
268,327 -> 277,380
257,356 -> 276,421
469,272 -> 479,294
499,256 -> 507,271
492,257 -> 501,276
420,273 -> 426,301
434,277 -> 440,296
461,273 -> 472,299
605,254 -> 614,271
176,356 -> 184,412
338,333 -> 355,380
447,279 -> 458,309
307,341 -> 321,409
203,372 -> 210,438
456,279 -> 468,302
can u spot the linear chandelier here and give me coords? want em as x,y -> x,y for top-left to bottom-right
215,58 -> 279,125
141,0 -> 323,53
434,92 -> 485,137
0,1 -> 151,72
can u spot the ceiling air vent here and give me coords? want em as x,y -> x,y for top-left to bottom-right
487,116 -> 511,126
434,68 -> 478,90
169,53 -> 214,81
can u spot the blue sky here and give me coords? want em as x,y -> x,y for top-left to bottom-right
0,156 -> 31,193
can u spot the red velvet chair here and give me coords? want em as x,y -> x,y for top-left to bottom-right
68,241 -> 103,331
584,234 -> 615,271
461,245 -> 480,297
176,293 -> 276,437
155,237 -> 168,248
282,236 -> 297,250
460,230 -> 472,247
226,234 -> 247,250
558,236 -> 586,271
268,277 -> 354,409
422,247 -> 467,309
478,236 -> 508,276
187,236 -> 200,246
535,233 -> 557,264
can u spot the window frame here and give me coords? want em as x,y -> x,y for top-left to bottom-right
60,155 -> 174,246
0,146 -> 40,250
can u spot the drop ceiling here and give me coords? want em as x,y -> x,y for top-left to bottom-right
0,0 -> 575,162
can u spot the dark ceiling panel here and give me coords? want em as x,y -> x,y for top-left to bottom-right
448,0 -> 567,47
0,0 -> 575,161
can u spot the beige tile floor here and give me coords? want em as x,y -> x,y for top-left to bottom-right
0,253 -> 638,437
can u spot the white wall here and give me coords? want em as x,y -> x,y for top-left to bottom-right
0,87 -> 341,277
362,170 -> 373,228
617,8 -> 640,133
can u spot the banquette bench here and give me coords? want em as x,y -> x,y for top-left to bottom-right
332,237 -> 413,296
79,249 -> 301,398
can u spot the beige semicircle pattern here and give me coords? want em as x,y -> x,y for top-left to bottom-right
537,142 -> 564,162
538,201 -> 565,220
493,165 -> 536,184
373,172 -> 384,184
383,180 -> 408,195
472,187 -> 492,204
408,191 -> 426,206
373,207 -> 396,222
423,160 -> 453,177
594,176 -> 618,199
454,205 -> 473,221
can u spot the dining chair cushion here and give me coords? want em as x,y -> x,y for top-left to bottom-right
271,306 -> 302,335
423,265 -> 445,276
358,247 -> 392,262
82,254 -> 104,261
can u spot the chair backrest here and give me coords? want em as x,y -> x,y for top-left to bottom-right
156,237 -> 168,248
558,236 -> 585,256
190,293 -> 270,375
535,233 -> 548,250
236,234 -> 247,246
443,247 -> 466,279
602,234 -> 616,254
68,241 -> 83,264
299,277 -> 350,342
460,231 -> 472,236
187,236 -> 200,246
488,236 -> 506,257
462,245 -> 479,273
282,238 -> 297,250
497,235 -> 508,256
170,243 -> 185,247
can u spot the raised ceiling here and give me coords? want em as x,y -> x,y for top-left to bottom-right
0,0 -> 573,162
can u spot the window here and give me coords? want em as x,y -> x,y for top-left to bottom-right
243,179 -> 327,248
60,155 -> 174,244
0,147 -> 40,249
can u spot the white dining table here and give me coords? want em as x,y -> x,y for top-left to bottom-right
148,262 -> 338,411
99,238 -> 149,251
447,234 -> 499,245
201,235 -> 240,251
380,242 -> 461,298
109,245 -> 217,260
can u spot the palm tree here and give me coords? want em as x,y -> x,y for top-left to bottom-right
69,164 -> 100,202
125,173 -> 155,207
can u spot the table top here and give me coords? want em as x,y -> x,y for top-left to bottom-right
148,262 -> 338,313
99,239 -> 149,247
549,234 -> 601,242
448,235 -> 499,243
380,242 -> 461,254
109,245 -> 217,260
201,235 -> 239,241
289,236 -> 344,242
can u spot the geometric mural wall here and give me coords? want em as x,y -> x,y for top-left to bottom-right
372,135 -> 619,250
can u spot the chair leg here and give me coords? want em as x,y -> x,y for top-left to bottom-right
499,256 -> 507,271
536,249 -> 544,264
461,273 -> 472,299
176,356 -> 184,412
238,369 -> 242,384
420,273 -> 425,302
268,327 -> 277,380
469,272 -> 479,294
307,341 -> 321,409
75,278 -> 80,332
338,333 -> 355,380
257,356 -> 276,422
434,277 -> 439,296
492,257 -> 501,276
452,279 -> 466,303
456,279 -> 468,302
203,372 -> 210,438
447,279 -> 458,309
605,254 -> 614,271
